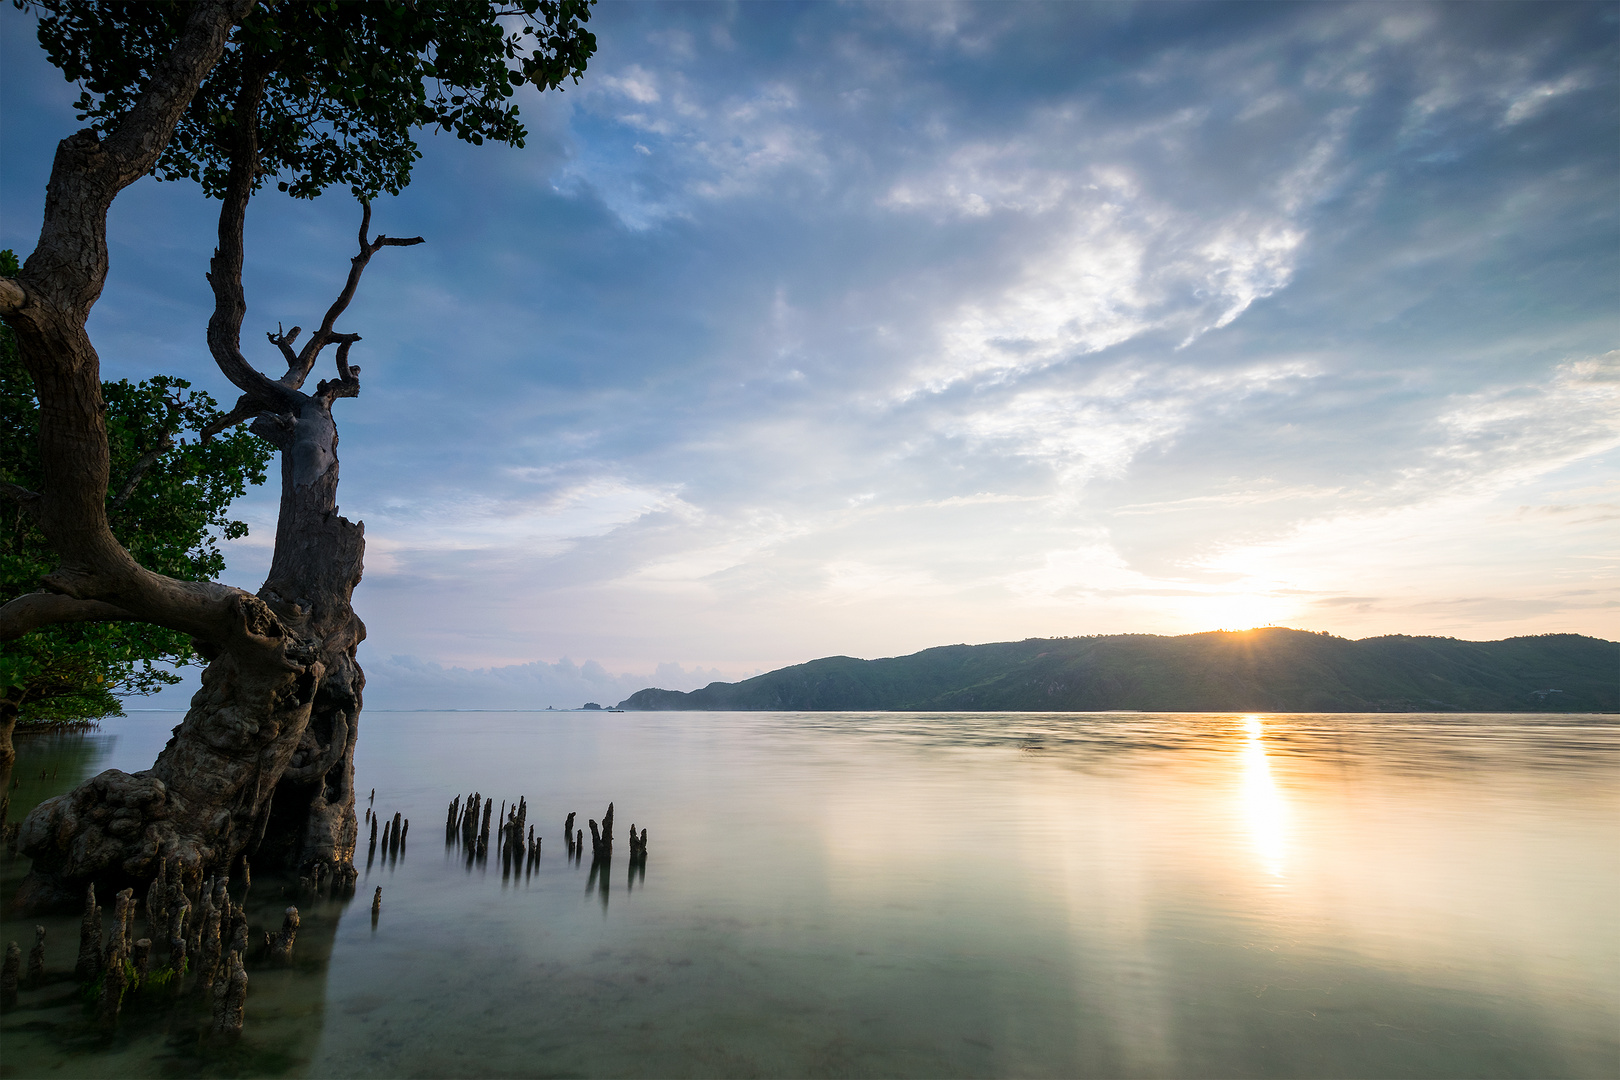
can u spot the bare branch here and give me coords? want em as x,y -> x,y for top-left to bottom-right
285,202 -> 424,388
267,323 -> 301,374
0,591 -> 140,639
201,393 -> 261,444
334,337 -> 360,382
314,337 -> 363,406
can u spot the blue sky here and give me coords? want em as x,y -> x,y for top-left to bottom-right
3,2 -> 1616,707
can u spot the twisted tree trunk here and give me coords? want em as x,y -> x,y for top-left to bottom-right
1,3 -> 411,910
9,202 -> 411,908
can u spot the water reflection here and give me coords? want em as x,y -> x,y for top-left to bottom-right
1240,715 -> 1289,878
6,711 -> 1617,1079
586,856 -> 611,908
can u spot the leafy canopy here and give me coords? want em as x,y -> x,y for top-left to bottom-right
21,0 -> 596,199
1,313 -> 273,722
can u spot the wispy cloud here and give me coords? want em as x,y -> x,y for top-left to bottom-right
3,1 -> 1614,696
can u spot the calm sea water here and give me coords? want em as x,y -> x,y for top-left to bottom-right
2,710 -> 1616,1078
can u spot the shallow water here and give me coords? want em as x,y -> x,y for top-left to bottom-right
2,710 -> 1617,1078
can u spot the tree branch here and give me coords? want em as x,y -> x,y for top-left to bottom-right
109,391 -> 184,510
313,337 -> 362,406
109,434 -> 174,511
0,591 -> 140,638
2,481 -> 42,516
21,0 -> 253,318
267,324 -> 302,375
284,201 -> 423,389
200,394 -> 262,444
205,61 -> 302,413
334,337 -> 359,383
2,0 -> 253,639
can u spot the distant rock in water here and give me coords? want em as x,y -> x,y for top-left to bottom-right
616,629 -> 1618,713
581,702 -> 603,711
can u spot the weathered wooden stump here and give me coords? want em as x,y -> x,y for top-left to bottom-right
99,914 -> 129,1024
145,857 -> 170,943
227,910 -> 248,962
196,881 -> 224,995
27,925 -> 45,988
75,882 -> 102,981
588,802 -> 615,858
132,938 -> 151,991
168,897 -> 191,995
1,941 -> 19,1008
465,792 -> 482,847
211,948 -> 246,1037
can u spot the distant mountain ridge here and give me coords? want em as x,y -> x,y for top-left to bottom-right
617,629 -> 1619,713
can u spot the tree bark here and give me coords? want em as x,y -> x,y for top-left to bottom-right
2,1 -> 401,909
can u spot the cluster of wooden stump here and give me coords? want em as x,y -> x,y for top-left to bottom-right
444,795 -> 648,877
0,856 -> 311,1039
2,791 -> 652,1038
364,793 -> 408,871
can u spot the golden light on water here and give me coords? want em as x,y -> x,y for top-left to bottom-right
1240,715 -> 1288,878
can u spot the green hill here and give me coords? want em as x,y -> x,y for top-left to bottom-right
618,629 -> 1619,712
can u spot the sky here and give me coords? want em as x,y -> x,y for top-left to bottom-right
2,2 -> 1616,709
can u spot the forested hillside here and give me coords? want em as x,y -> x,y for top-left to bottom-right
618,629 -> 1618,712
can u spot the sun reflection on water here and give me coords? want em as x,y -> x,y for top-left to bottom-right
1241,715 -> 1288,878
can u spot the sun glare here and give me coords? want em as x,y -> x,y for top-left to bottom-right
1240,715 -> 1288,879
1168,591 -> 1300,636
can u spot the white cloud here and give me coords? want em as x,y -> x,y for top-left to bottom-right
1419,353 -> 1620,496
1503,73 -> 1590,126
358,476 -> 690,577
600,64 -> 661,104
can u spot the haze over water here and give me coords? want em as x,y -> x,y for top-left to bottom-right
3,709 -> 1616,1078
